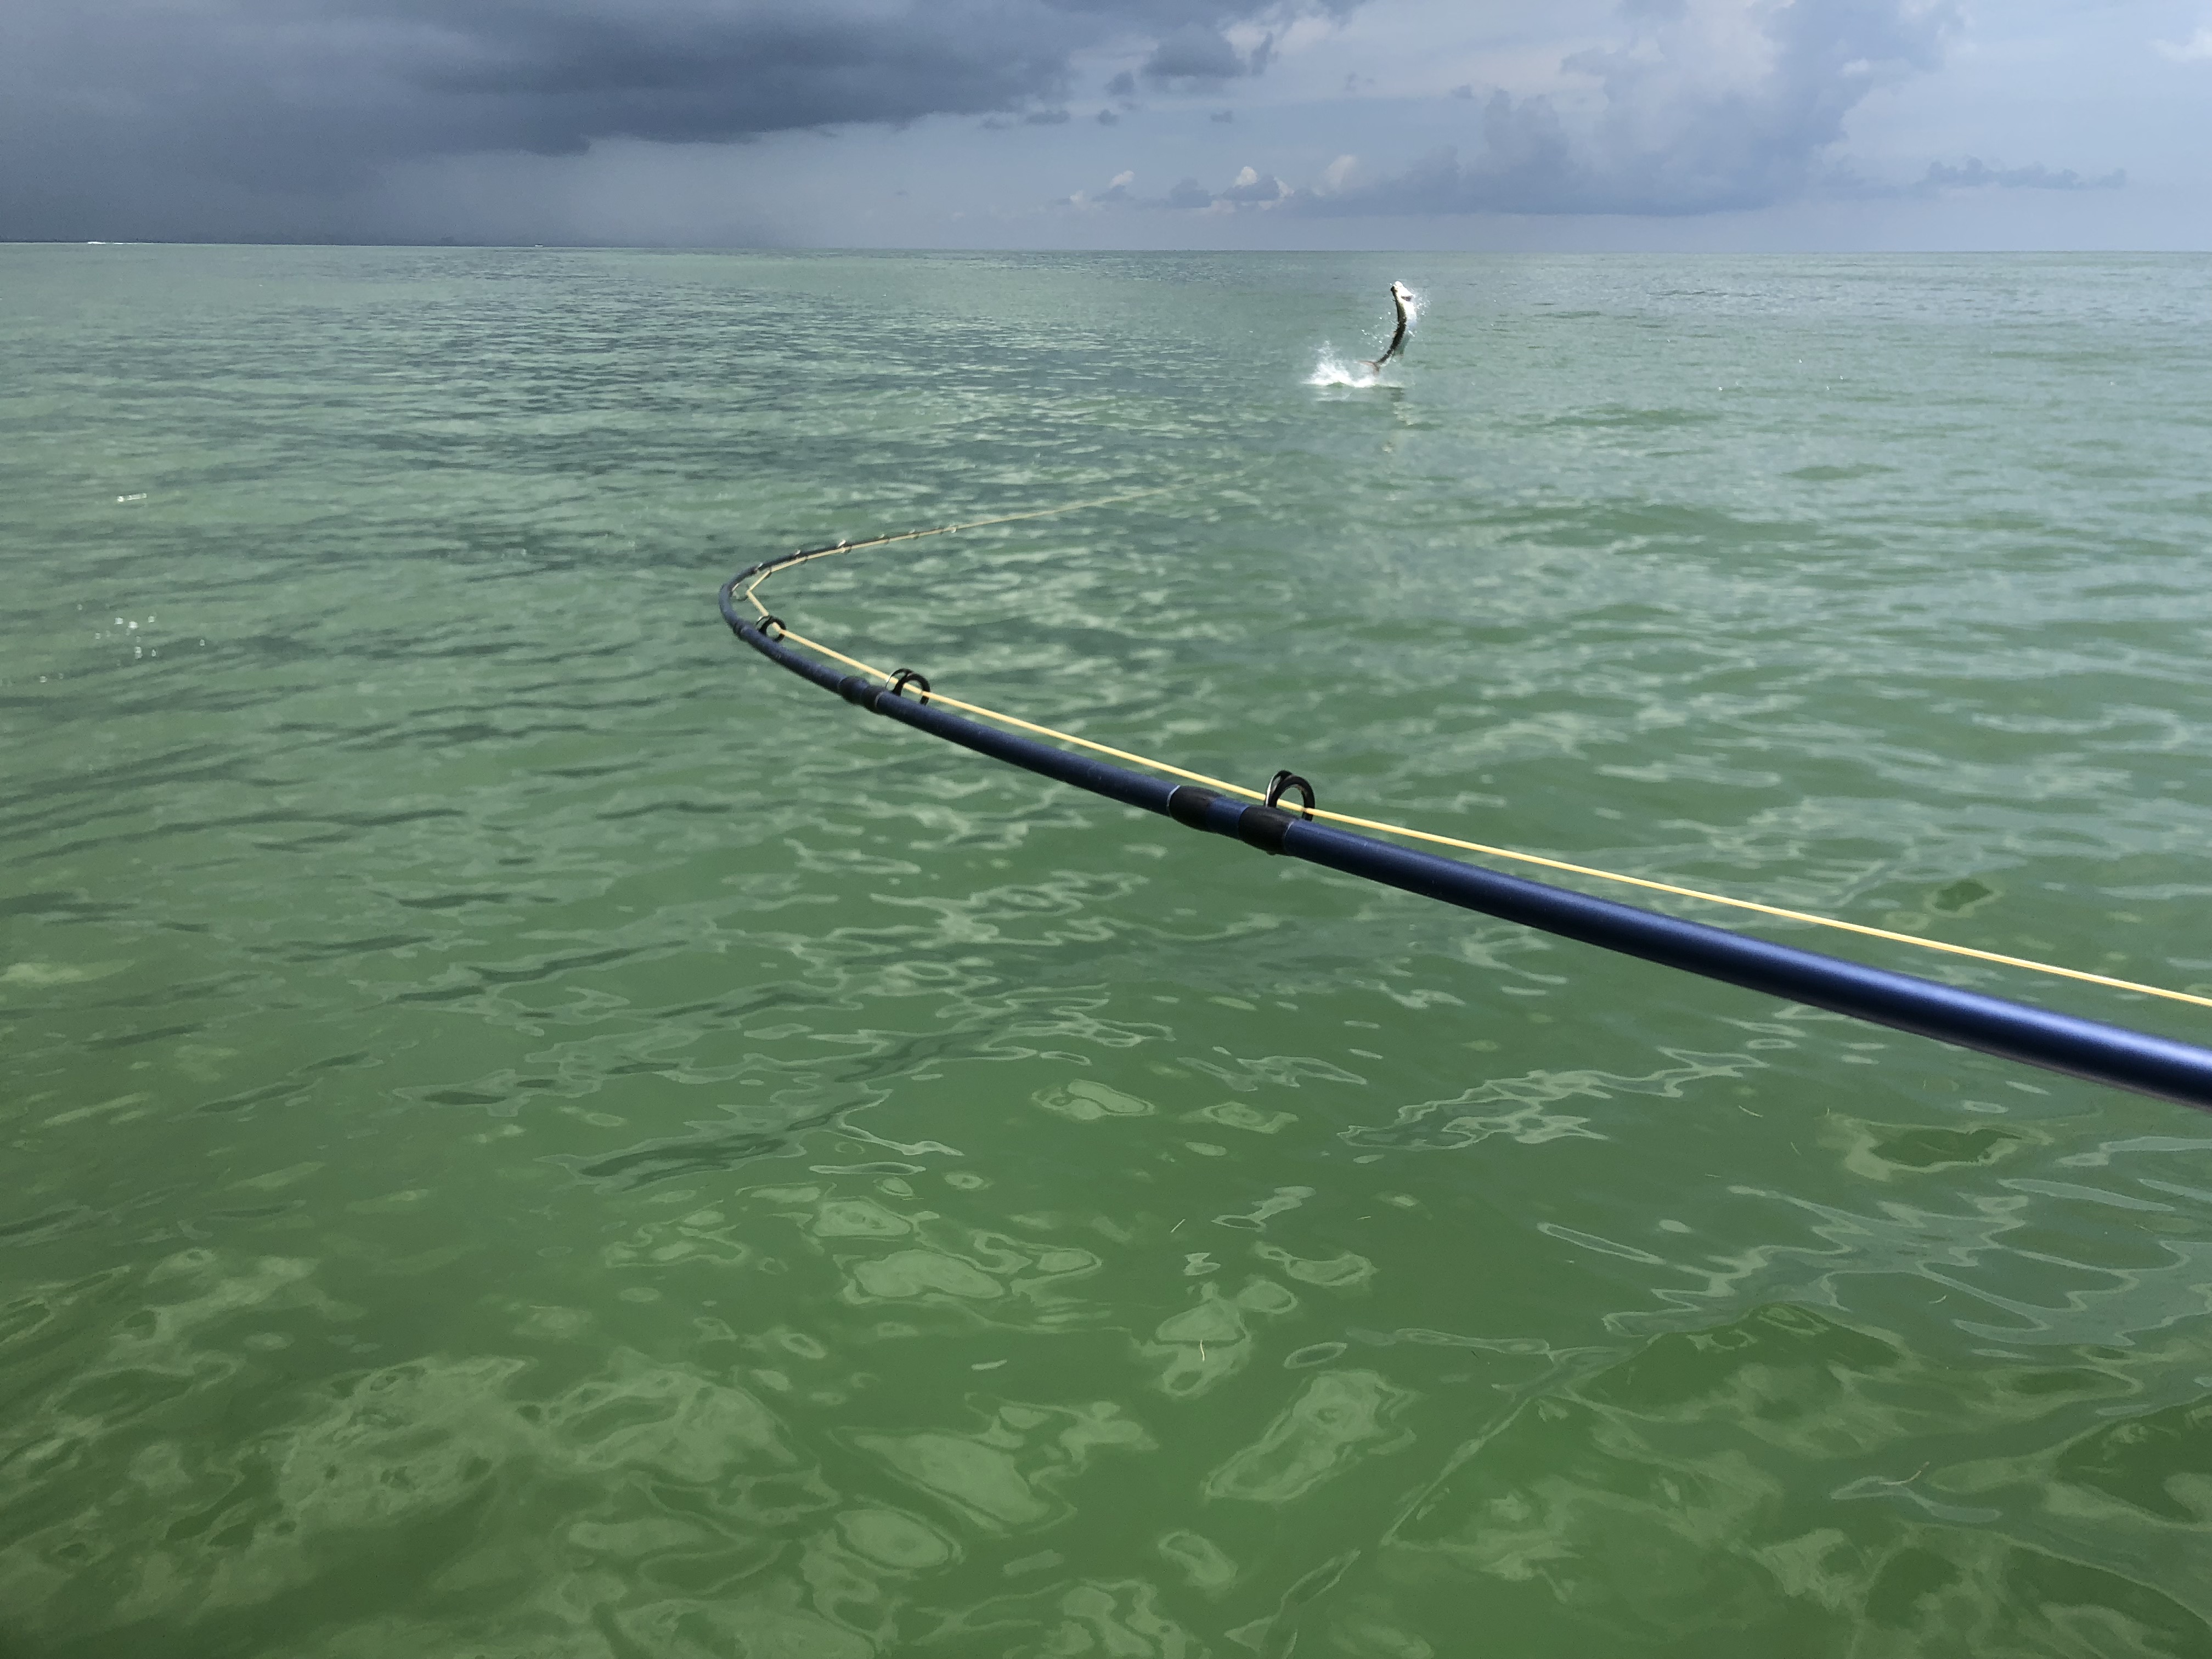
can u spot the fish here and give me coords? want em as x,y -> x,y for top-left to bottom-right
1362,281 -> 1415,374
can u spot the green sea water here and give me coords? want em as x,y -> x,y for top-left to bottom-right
4,245 -> 2211,1656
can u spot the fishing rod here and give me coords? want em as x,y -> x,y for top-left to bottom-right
719,531 -> 2212,1116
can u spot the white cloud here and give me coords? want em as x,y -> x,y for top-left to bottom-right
2154,22 -> 2212,61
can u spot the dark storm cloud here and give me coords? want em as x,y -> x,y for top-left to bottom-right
1301,0 -> 1965,216
0,0 -> 1348,239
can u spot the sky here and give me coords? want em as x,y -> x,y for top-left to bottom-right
2,0 -> 2205,249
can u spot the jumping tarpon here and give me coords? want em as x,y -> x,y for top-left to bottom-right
1363,281 -> 1415,375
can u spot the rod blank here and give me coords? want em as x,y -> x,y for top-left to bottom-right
721,578 -> 2212,1114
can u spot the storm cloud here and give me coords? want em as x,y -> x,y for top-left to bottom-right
0,0 -> 1346,239
1301,0 -> 1965,216
0,0 -> 2176,246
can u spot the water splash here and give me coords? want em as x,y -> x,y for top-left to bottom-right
1306,286 -> 1423,387
1306,347 -> 1381,388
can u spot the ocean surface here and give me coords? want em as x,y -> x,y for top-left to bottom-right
4,245 -> 2210,1657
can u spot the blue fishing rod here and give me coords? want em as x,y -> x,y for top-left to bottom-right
721,554 -> 2212,1115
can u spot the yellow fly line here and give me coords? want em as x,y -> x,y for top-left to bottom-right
735,488 -> 1179,614
741,507 -> 2212,1018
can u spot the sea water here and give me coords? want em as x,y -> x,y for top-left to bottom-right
3,245 -> 2210,1655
